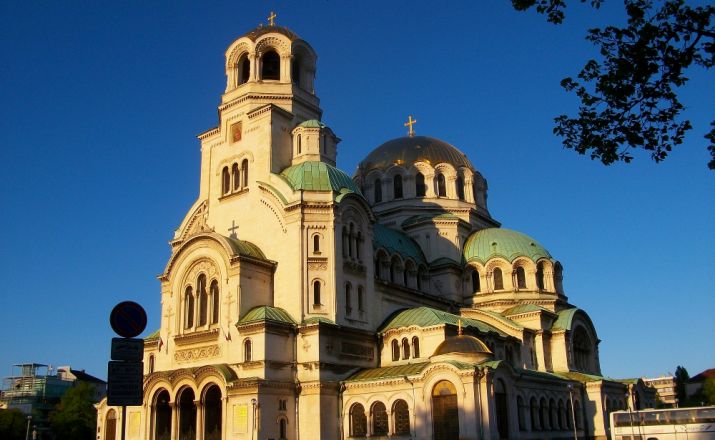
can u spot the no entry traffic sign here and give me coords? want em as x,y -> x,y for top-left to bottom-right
110,301 -> 147,338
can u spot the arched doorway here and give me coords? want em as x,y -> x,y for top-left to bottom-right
152,389 -> 171,440
203,385 -> 222,440
105,409 -> 117,440
178,387 -> 197,440
494,379 -> 509,439
432,380 -> 459,440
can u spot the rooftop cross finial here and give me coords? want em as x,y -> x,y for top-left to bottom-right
268,11 -> 277,26
404,115 -> 417,137
457,319 -> 463,336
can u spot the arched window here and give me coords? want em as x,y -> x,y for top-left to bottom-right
313,234 -> 320,253
313,280 -> 321,306
232,163 -> 240,191
210,280 -> 219,324
152,390 -> 171,440
203,385 -> 222,440
539,397 -> 548,430
237,54 -> 250,85
495,379 -> 509,439
348,224 -> 354,257
516,266 -> 527,289
243,339 -> 252,362
221,167 -> 230,195
261,50 -> 280,80
517,396 -> 527,431
412,336 -> 420,358
393,174 -> 403,199
292,55 -> 301,85
493,267 -> 504,290
456,175 -> 465,200
415,172 -> 426,197
401,338 -> 410,359
391,340 -> 400,361
557,400 -> 565,430
536,262 -> 545,290
198,274 -> 208,326
374,178 -> 382,203
105,409 -> 117,440
573,326 -> 592,372
432,381 -> 459,439
345,283 -> 352,316
371,402 -> 388,436
184,286 -> 194,329
148,354 -> 155,374
342,227 -> 349,258
357,286 -> 364,312
436,173 -> 446,197
279,418 -> 287,440
472,270 -> 480,293
530,397 -> 539,430
574,400 -> 583,429
393,399 -> 410,435
241,159 -> 248,187
549,398 -> 556,431
566,400 -> 573,429
297,134 -> 302,154
349,403 -> 367,437
356,231 -> 362,260
178,388 -> 197,440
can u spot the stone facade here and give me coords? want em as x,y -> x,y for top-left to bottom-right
95,21 -> 655,440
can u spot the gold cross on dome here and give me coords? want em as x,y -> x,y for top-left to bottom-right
268,11 -> 277,26
404,115 -> 417,137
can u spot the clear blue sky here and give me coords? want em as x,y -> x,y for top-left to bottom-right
1,1 -> 712,381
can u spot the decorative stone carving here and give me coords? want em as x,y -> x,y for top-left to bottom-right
174,345 -> 221,363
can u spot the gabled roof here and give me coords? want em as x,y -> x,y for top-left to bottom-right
380,307 -> 505,336
302,316 -> 335,325
145,329 -> 160,340
503,304 -> 554,316
689,368 -> 715,382
281,161 -> 362,194
237,306 -> 296,326
372,224 -> 426,265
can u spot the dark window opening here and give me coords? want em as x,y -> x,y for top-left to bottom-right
493,267 -> 504,290
516,266 -> 527,289
261,50 -> 280,80
415,172 -> 426,197
393,174 -> 403,199
374,178 -> 382,203
456,175 -> 465,200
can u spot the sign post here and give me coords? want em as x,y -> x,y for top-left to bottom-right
108,301 -> 147,440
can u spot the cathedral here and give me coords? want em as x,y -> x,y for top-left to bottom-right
96,18 -> 655,440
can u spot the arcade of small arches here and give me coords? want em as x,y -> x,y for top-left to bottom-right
348,398 -> 411,438
361,164 -> 486,206
220,160 -> 249,196
341,222 -> 364,262
183,274 -> 220,330
373,249 -> 428,292
146,383 -> 224,440
344,282 -> 366,318
390,336 -> 421,361
226,37 -> 316,91
464,258 -> 563,295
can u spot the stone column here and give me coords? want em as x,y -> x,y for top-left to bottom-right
281,55 -> 291,83
195,400 -> 204,440
170,402 -> 178,440
249,52 -> 258,81
464,176 -> 475,203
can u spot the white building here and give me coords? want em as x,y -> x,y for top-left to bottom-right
96,19 -> 654,440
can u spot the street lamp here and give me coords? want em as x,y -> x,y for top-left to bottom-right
568,384 -> 578,440
24,415 -> 32,440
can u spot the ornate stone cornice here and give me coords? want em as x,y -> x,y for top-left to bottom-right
174,329 -> 220,346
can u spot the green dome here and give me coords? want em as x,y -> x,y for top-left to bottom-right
281,161 -> 362,195
298,119 -> 326,128
463,228 -> 552,264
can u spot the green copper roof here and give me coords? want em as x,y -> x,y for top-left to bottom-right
298,119 -> 326,128
281,161 -> 362,194
551,308 -> 579,331
238,306 -> 296,325
373,224 -> 426,265
463,228 -> 552,264
380,307 -> 505,336
226,236 -> 267,260
347,362 -> 430,382
145,329 -> 160,340
554,371 -> 615,383
302,316 -> 336,325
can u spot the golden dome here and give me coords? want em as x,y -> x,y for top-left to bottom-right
433,334 -> 492,357
357,136 -> 474,174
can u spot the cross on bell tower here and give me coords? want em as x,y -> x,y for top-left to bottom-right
404,115 -> 417,137
268,11 -> 277,26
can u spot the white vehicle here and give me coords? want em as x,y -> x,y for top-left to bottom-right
610,406 -> 715,440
